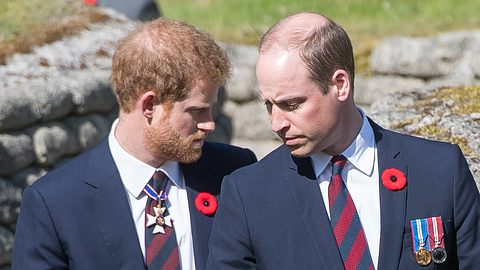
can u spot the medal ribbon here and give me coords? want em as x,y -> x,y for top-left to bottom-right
144,178 -> 169,202
427,216 -> 445,248
411,218 -> 430,252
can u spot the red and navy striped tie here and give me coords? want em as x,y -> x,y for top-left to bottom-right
144,171 -> 180,270
328,155 -> 374,270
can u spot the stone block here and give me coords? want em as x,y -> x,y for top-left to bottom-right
69,70 -> 117,114
354,75 -> 426,106
230,100 -> 277,141
0,133 -> 34,176
0,226 -> 14,266
64,114 -> 111,150
370,33 -> 468,79
0,79 -> 75,132
30,122 -> 80,166
0,178 -> 21,226
223,44 -> 259,102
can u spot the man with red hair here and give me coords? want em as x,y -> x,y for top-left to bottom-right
13,18 -> 256,270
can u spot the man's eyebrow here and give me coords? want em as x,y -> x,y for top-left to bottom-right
270,96 -> 302,104
186,104 -> 210,109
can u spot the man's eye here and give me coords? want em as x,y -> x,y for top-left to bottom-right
280,102 -> 299,111
287,103 -> 299,110
189,108 -> 206,113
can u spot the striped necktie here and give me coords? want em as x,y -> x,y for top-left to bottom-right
144,171 -> 180,270
328,155 -> 374,270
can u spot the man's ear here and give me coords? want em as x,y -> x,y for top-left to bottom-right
139,91 -> 157,118
331,69 -> 351,102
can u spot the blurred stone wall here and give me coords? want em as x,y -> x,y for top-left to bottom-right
0,11 -> 136,267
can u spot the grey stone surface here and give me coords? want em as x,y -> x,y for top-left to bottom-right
0,86 -> 41,131
0,178 -> 21,226
354,75 -> 426,106
0,81 -> 76,132
223,44 -> 259,102
33,79 -> 76,122
0,16 -> 136,88
70,70 -> 117,114
226,100 -> 277,141
371,37 -> 440,78
222,43 -> 259,76
0,9 -> 138,268
0,133 -> 34,176
426,77 -> 480,91
30,122 -> 80,166
370,31 -> 480,79
0,226 -> 14,266
64,114 -> 111,151
369,89 -> 480,188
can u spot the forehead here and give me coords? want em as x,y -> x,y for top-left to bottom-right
256,48 -> 316,100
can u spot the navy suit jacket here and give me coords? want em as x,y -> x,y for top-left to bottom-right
207,120 -> 480,270
12,138 -> 256,270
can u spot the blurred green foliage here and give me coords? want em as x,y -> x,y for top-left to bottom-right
159,0 -> 480,44
0,0 -> 78,43
159,0 -> 480,73
0,0 -> 106,64
2,0 -> 480,72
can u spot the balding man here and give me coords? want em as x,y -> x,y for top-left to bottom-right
12,18 -> 256,270
207,12 -> 480,270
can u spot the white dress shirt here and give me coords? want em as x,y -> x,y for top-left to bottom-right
108,119 -> 196,270
311,111 -> 381,269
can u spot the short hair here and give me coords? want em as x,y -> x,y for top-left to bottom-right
111,18 -> 230,112
259,12 -> 355,94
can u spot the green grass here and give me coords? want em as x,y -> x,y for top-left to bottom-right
0,0 -> 76,42
159,0 -> 480,44
2,0 -> 480,72
159,0 -> 480,72
0,0 -> 107,64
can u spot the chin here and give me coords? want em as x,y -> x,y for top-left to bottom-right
178,148 -> 203,163
287,145 -> 313,158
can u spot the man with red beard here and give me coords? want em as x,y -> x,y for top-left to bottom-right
12,18 -> 256,270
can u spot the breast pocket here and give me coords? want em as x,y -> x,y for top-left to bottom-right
400,220 -> 452,270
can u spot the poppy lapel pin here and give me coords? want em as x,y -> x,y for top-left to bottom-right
195,192 -> 218,216
381,168 -> 407,191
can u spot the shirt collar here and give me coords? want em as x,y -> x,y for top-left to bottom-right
108,119 -> 184,199
310,109 -> 375,178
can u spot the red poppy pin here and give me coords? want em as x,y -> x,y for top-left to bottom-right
381,168 -> 407,191
195,192 -> 218,216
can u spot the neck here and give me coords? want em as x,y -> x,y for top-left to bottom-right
325,104 -> 363,156
115,112 -> 165,168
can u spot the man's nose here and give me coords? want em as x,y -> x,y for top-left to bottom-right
270,106 -> 289,133
197,111 -> 216,133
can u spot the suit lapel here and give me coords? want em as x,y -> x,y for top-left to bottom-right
84,139 -> 145,269
182,154 -> 217,270
370,120 -> 408,269
284,148 -> 344,269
